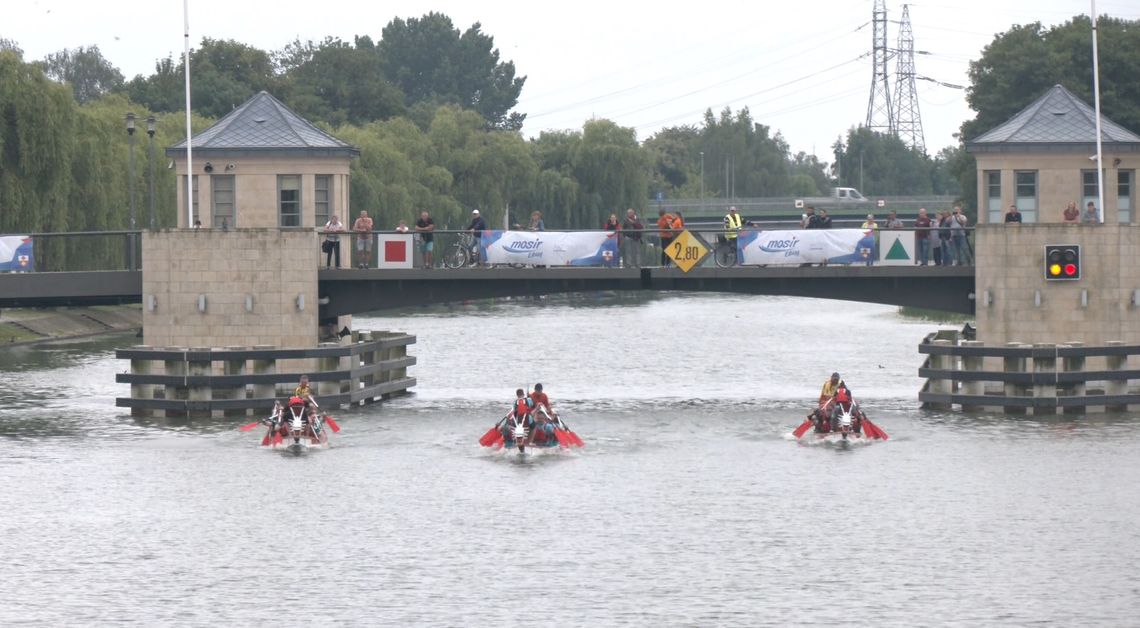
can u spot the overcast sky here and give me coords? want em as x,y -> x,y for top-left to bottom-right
6,0 -> 1139,159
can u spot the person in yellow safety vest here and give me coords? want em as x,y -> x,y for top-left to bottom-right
724,206 -> 744,241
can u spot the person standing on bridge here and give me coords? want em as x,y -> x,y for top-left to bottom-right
914,208 -> 932,266
353,210 -> 373,269
414,211 -> 436,269
1082,201 -> 1100,224
885,210 -> 903,229
466,209 -> 487,266
657,208 -> 681,267
1062,201 -> 1079,223
622,208 -> 644,268
950,206 -> 971,266
817,209 -> 832,229
723,206 -> 744,261
323,215 -> 346,268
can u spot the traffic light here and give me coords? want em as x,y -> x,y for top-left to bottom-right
1044,245 -> 1081,280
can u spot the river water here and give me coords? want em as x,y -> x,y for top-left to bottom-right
1,294 -> 1137,626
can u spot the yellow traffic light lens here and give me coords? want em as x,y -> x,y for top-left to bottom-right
1049,263 -> 1062,276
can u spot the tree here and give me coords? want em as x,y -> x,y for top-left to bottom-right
278,37 -> 405,126
39,45 -> 124,104
954,16 -> 1140,210
378,13 -> 525,129
834,127 -> 932,196
126,39 -> 278,118
0,50 -> 76,234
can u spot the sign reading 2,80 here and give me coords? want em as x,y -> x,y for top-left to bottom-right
665,230 -> 709,272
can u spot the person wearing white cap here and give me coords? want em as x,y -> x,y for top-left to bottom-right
465,209 -> 488,266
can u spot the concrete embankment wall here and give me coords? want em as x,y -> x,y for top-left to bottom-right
0,306 -> 140,346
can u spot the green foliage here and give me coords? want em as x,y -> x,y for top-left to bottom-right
0,51 -> 76,234
955,16 -> 1140,210
378,12 -> 525,129
38,45 -> 124,104
833,127 -> 933,196
127,39 -> 278,119
278,37 -> 405,126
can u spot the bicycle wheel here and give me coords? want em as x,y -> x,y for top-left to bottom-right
442,245 -> 468,269
714,243 -> 737,268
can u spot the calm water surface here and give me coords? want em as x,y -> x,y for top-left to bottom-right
1,294 -> 1138,626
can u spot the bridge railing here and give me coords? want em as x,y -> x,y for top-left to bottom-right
15,230 -> 142,273
384,225 -> 975,269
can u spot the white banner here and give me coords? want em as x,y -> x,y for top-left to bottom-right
877,230 -> 915,266
736,229 -> 877,265
481,231 -> 618,266
0,235 -> 33,272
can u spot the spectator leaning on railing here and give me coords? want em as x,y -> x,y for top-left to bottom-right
914,208 -> 931,266
621,208 -> 644,269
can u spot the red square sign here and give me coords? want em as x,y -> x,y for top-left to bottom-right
385,240 -> 406,262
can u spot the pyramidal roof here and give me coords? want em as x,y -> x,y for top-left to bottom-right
167,91 -> 359,157
970,84 -> 1140,146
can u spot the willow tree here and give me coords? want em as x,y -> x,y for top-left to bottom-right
570,119 -> 650,229
0,50 -> 76,234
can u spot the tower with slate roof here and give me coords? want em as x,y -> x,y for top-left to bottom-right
140,92 -> 359,350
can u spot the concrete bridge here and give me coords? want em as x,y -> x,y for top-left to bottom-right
0,265 -> 977,315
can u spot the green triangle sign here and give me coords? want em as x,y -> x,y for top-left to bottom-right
885,236 -> 910,260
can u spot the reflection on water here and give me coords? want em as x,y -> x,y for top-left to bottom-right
1,295 -> 1138,625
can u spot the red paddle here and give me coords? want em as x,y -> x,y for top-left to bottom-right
792,416 -> 814,438
323,415 -> 341,433
479,414 -> 511,446
864,418 -> 888,440
239,421 -> 262,432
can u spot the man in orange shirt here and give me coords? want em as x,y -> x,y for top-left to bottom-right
657,208 -> 681,267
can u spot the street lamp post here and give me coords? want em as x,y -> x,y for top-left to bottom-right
147,116 -> 157,230
126,112 -> 137,270
699,151 -> 705,211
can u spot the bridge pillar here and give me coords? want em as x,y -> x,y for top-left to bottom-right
129,345 -> 155,417
1105,340 -> 1129,412
222,346 -> 247,417
251,346 -> 276,403
1031,343 -> 1058,415
960,340 -> 984,411
317,342 -> 344,406
1003,343 -> 1029,415
928,339 -> 953,410
163,347 -> 188,418
1060,342 -> 1085,414
188,347 -> 213,416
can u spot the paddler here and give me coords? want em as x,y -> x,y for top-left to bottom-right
293,375 -> 320,440
503,388 -> 536,445
813,372 -> 841,432
529,383 -> 558,443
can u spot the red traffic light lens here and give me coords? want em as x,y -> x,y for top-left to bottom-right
1064,263 -> 1077,276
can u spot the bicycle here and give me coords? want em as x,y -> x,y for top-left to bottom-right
714,237 -> 738,268
442,232 -> 480,269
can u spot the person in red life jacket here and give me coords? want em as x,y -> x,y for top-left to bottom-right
829,383 -> 862,434
502,388 -> 535,446
529,383 -> 557,444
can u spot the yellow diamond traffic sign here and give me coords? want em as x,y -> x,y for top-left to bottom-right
665,230 -> 709,272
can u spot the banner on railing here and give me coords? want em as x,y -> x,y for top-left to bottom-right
877,230 -> 915,266
481,231 -> 618,266
0,235 -> 33,272
375,234 -> 413,269
736,229 -> 876,265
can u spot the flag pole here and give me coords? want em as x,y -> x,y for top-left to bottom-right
183,0 -> 193,228
1091,1 -> 1105,223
